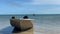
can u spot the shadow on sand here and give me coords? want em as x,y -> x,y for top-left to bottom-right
0,26 -> 34,34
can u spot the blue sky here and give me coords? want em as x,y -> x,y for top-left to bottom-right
0,0 -> 60,14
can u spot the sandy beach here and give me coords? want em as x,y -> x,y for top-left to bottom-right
12,28 -> 33,34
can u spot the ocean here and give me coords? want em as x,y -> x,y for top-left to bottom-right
0,14 -> 60,34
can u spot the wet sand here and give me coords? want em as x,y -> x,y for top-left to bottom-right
12,28 -> 33,34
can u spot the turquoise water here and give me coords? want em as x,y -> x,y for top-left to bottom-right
0,14 -> 60,34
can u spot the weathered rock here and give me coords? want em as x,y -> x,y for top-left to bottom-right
12,28 -> 33,34
10,19 -> 34,31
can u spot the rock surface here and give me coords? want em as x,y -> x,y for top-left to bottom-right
10,19 -> 33,31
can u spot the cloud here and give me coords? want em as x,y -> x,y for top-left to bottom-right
1,0 -> 60,7
1,0 -> 60,5
0,0 -> 33,7
0,0 -> 60,14
29,0 -> 60,5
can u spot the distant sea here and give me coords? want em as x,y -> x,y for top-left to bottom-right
0,14 -> 60,34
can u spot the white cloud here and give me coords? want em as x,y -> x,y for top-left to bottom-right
31,0 -> 60,5
1,0 -> 60,5
1,0 -> 60,6
0,0 -> 60,14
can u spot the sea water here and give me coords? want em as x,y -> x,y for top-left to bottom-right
0,14 -> 60,34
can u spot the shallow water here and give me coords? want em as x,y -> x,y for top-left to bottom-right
0,15 -> 60,34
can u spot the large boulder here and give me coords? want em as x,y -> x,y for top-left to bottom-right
10,19 -> 34,31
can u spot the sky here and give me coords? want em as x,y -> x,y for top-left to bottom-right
0,0 -> 60,14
